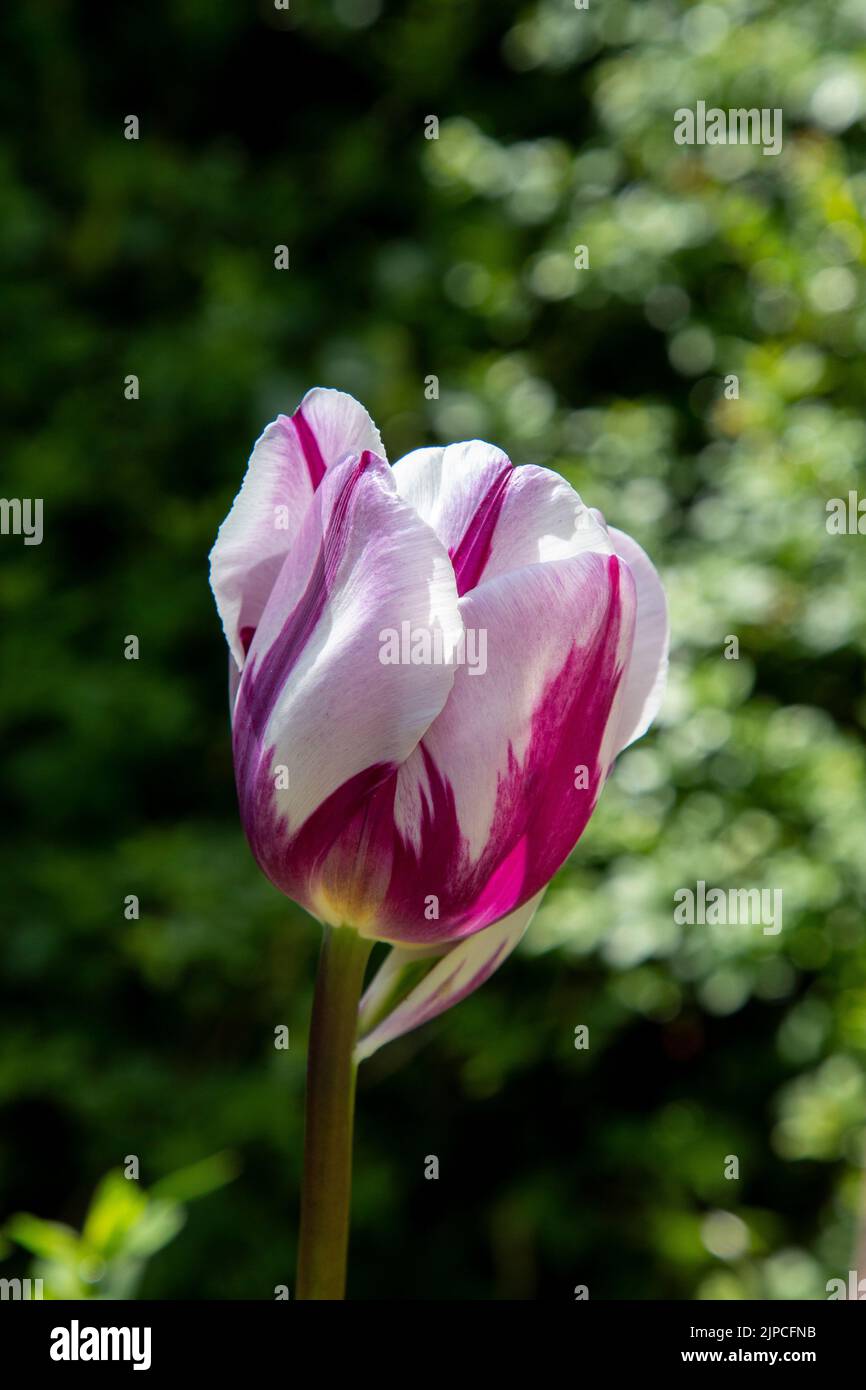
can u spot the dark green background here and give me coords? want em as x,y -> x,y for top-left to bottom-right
2,0 -> 865,1299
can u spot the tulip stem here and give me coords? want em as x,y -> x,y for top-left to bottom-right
296,924 -> 373,1300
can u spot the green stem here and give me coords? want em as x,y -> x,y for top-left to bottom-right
296,924 -> 372,1300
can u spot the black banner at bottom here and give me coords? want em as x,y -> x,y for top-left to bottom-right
0,1297 -> 860,1374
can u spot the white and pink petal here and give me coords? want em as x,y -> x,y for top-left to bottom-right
231,449 -> 463,930
354,890 -> 546,1061
209,388 -> 383,669
392,443 -> 611,596
392,441 -> 513,594
360,548 -> 636,945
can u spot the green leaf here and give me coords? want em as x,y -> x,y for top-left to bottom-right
4,1215 -> 81,1265
123,1200 -> 186,1258
151,1151 -> 239,1204
82,1171 -> 148,1258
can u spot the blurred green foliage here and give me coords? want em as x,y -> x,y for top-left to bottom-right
2,1155 -> 236,1299
1,0 -> 865,1299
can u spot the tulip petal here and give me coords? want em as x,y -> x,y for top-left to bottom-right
354,890 -> 546,1061
393,444 -> 611,595
480,463 -> 613,580
392,442 -> 512,594
605,525 -> 669,751
209,388 -> 383,668
361,548 -> 636,945
231,449 -> 464,929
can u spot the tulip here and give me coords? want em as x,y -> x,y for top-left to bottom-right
209,387 -> 668,1298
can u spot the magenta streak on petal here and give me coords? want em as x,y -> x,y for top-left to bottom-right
245,758 -> 399,922
359,553 -> 631,944
239,452 -> 370,742
448,465 -> 511,596
373,936 -> 513,1042
230,454 -> 374,873
462,837 -> 527,927
257,552 -> 633,946
292,406 -> 328,489
418,937 -> 511,1015
239,548 -> 329,745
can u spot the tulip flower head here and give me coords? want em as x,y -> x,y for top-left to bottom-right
210,389 -> 668,1057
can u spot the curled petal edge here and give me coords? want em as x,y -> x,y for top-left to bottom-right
354,890 -> 546,1062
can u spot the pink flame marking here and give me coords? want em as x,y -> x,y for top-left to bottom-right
292,405 -> 328,489
231,453 -> 375,850
448,464 -> 511,596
